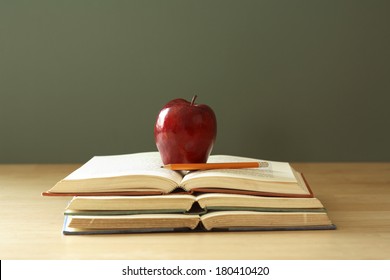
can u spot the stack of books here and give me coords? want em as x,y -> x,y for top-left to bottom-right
43,152 -> 335,235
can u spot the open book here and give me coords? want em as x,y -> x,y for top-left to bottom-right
63,211 -> 335,235
43,152 -> 313,198
64,193 -> 326,215
62,193 -> 335,234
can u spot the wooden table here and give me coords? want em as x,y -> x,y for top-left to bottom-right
1,163 -> 389,259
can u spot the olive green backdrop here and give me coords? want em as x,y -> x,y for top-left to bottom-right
1,0 -> 389,163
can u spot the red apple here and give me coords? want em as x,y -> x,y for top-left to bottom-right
154,95 -> 217,164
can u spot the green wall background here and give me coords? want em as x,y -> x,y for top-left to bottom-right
1,0 -> 389,163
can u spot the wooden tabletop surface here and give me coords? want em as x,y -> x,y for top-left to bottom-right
1,163 -> 389,260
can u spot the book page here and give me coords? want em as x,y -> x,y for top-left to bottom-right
66,194 -> 197,211
65,152 -> 183,184
195,193 -> 324,209
200,211 -> 332,230
184,155 -> 297,183
67,214 -> 201,230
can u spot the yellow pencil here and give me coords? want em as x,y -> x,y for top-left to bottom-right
162,161 -> 269,171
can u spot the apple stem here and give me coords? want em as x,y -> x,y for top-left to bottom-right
191,95 -> 198,106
